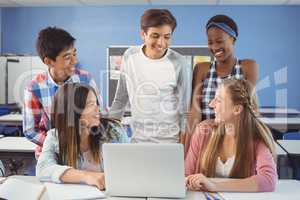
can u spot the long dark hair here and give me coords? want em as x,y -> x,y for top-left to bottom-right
51,83 -> 100,168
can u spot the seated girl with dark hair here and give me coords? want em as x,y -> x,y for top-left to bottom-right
36,83 -> 129,190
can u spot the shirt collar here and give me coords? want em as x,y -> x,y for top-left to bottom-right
46,68 -> 76,87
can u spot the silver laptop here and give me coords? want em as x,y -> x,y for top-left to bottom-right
103,143 -> 186,198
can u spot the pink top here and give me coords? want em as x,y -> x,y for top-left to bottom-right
185,121 -> 278,192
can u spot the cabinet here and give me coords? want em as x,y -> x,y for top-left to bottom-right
0,57 -> 6,104
0,56 -> 47,107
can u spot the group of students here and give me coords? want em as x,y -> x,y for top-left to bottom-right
22,8 -> 277,192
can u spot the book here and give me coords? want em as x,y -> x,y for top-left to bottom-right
45,182 -> 106,200
0,178 -> 45,200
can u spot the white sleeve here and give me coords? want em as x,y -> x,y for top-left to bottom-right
36,130 -> 72,183
109,56 -> 129,119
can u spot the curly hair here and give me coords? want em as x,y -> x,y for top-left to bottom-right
36,26 -> 75,61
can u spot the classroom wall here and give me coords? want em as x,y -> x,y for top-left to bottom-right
1,6 -> 300,110
0,8 -> 2,54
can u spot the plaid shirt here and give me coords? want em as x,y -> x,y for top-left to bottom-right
23,68 -> 101,158
201,60 -> 243,120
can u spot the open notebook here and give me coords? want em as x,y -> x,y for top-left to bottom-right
45,182 -> 106,200
0,178 -> 45,200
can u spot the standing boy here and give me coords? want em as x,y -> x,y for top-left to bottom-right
110,9 -> 192,143
23,27 -> 101,158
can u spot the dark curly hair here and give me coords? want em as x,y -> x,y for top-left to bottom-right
36,26 -> 75,62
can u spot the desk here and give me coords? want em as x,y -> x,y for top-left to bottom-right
277,140 -> 300,155
148,191 -> 207,200
2,176 -> 300,200
259,117 -> 300,133
218,180 -> 300,200
0,137 -> 36,153
0,114 -> 22,126
276,142 -> 287,156
1,176 -> 147,200
277,140 -> 300,179
148,180 -> 300,200
0,114 -> 23,136
259,107 -> 300,117
0,137 -> 36,176
275,142 -> 293,179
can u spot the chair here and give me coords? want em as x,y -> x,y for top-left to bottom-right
283,132 -> 300,140
283,132 -> 300,180
0,103 -> 21,115
0,160 -> 5,177
0,103 -> 22,136
0,126 -> 20,137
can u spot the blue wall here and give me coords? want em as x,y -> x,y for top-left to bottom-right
1,6 -> 300,110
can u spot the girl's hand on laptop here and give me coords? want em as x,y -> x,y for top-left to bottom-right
84,171 -> 105,190
186,173 -> 217,192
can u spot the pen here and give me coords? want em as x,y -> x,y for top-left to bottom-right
208,192 -> 222,200
204,192 -> 212,200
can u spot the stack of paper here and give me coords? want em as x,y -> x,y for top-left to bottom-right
0,178 -> 45,200
45,182 -> 106,200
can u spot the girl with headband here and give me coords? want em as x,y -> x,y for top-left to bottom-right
184,15 -> 258,154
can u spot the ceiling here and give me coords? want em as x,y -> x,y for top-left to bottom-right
0,0 -> 299,7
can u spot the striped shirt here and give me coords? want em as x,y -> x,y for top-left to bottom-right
23,68 -> 101,158
201,60 -> 244,120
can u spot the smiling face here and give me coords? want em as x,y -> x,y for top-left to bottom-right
207,27 -> 235,62
46,45 -> 78,83
80,91 -> 100,130
209,85 -> 238,124
141,25 -> 172,59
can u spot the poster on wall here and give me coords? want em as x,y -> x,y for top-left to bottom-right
109,56 -> 122,80
193,56 -> 211,68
